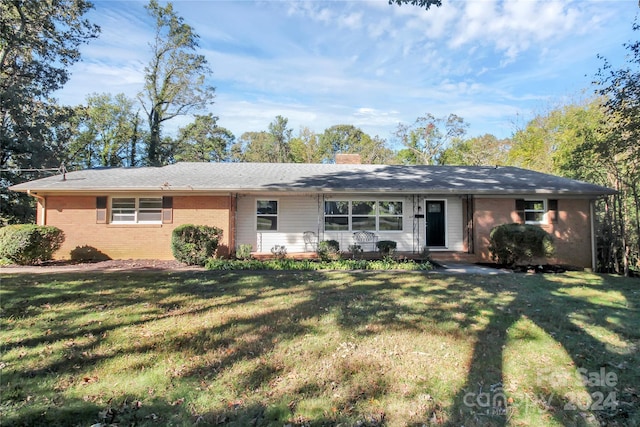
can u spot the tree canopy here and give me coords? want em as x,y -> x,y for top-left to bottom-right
1,0 -> 99,224
139,0 -> 215,166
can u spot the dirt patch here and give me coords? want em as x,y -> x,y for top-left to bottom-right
0,259 -> 205,274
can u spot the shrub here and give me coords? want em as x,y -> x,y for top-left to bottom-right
317,240 -> 340,261
171,224 -> 223,266
0,224 -> 64,265
270,245 -> 287,258
376,240 -> 397,255
205,257 -> 433,271
348,244 -> 363,258
70,245 -> 111,262
235,244 -> 253,260
489,223 -> 554,267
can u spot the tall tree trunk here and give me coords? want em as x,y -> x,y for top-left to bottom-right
148,108 -> 160,166
130,112 -> 139,167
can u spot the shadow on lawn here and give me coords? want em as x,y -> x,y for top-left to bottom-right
0,269 -> 638,426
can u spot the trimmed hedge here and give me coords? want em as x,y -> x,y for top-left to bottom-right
171,224 -> 223,266
489,223 -> 554,266
0,224 -> 64,265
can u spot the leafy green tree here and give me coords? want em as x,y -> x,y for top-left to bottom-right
0,0 -> 99,224
592,20 -> 640,275
174,114 -> 234,162
67,93 -> 144,168
388,0 -> 441,9
139,0 -> 215,166
440,134 -> 510,166
319,125 -> 392,164
394,114 -> 468,165
268,115 -> 293,163
231,131 -> 273,162
290,127 -> 323,163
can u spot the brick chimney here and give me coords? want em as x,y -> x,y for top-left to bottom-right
335,153 -> 361,164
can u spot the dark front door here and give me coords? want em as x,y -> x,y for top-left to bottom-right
426,201 -> 446,247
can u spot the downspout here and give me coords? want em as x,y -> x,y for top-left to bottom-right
27,190 -> 46,225
590,199 -> 597,272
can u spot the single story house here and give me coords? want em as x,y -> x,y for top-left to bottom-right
9,155 -> 615,269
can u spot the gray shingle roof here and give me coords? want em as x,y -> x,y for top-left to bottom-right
9,162 -> 616,196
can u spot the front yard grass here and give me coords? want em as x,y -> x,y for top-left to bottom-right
0,269 -> 638,426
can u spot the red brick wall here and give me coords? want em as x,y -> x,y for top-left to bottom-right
473,198 -> 593,268
43,195 -> 232,260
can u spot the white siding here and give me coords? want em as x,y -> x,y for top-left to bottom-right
236,194 -> 320,253
236,193 -> 465,254
445,197 -> 464,251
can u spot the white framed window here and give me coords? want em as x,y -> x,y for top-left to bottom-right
352,200 -> 376,231
323,200 -> 403,232
111,197 -> 162,223
324,200 -> 349,231
379,201 -> 403,231
257,200 -> 278,231
523,200 -> 546,224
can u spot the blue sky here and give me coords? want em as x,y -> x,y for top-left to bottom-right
55,0 -> 639,144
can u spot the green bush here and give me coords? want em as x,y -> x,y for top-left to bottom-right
70,245 -> 111,262
317,240 -> 340,261
0,224 -> 65,265
489,223 -> 554,267
171,224 -> 223,266
376,240 -> 397,255
235,244 -> 253,260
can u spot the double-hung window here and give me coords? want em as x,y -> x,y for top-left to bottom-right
257,200 -> 278,231
523,200 -> 546,224
111,197 -> 162,223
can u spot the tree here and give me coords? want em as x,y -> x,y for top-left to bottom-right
1,0 -> 99,224
139,0 -> 215,166
67,93 -> 144,168
268,115 -> 293,163
592,20 -> 640,276
388,0 -> 442,9
394,114 -> 468,165
174,114 -> 234,162
231,131 -> 274,162
440,134 -> 510,166
318,125 -> 392,164
290,127 -> 323,163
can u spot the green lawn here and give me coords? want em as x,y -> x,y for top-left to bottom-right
0,269 -> 638,426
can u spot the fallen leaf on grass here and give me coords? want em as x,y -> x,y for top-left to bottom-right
82,376 -> 98,384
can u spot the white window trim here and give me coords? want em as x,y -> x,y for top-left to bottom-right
110,197 -> 162,224
323,199 -> 404,232
524,199 -> 547,225
256,199 -> 279,232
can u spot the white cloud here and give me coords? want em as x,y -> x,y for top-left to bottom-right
50,0 -> 636,144
339,11 -> 363,30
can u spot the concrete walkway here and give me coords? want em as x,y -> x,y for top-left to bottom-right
431,261 -> 512,275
